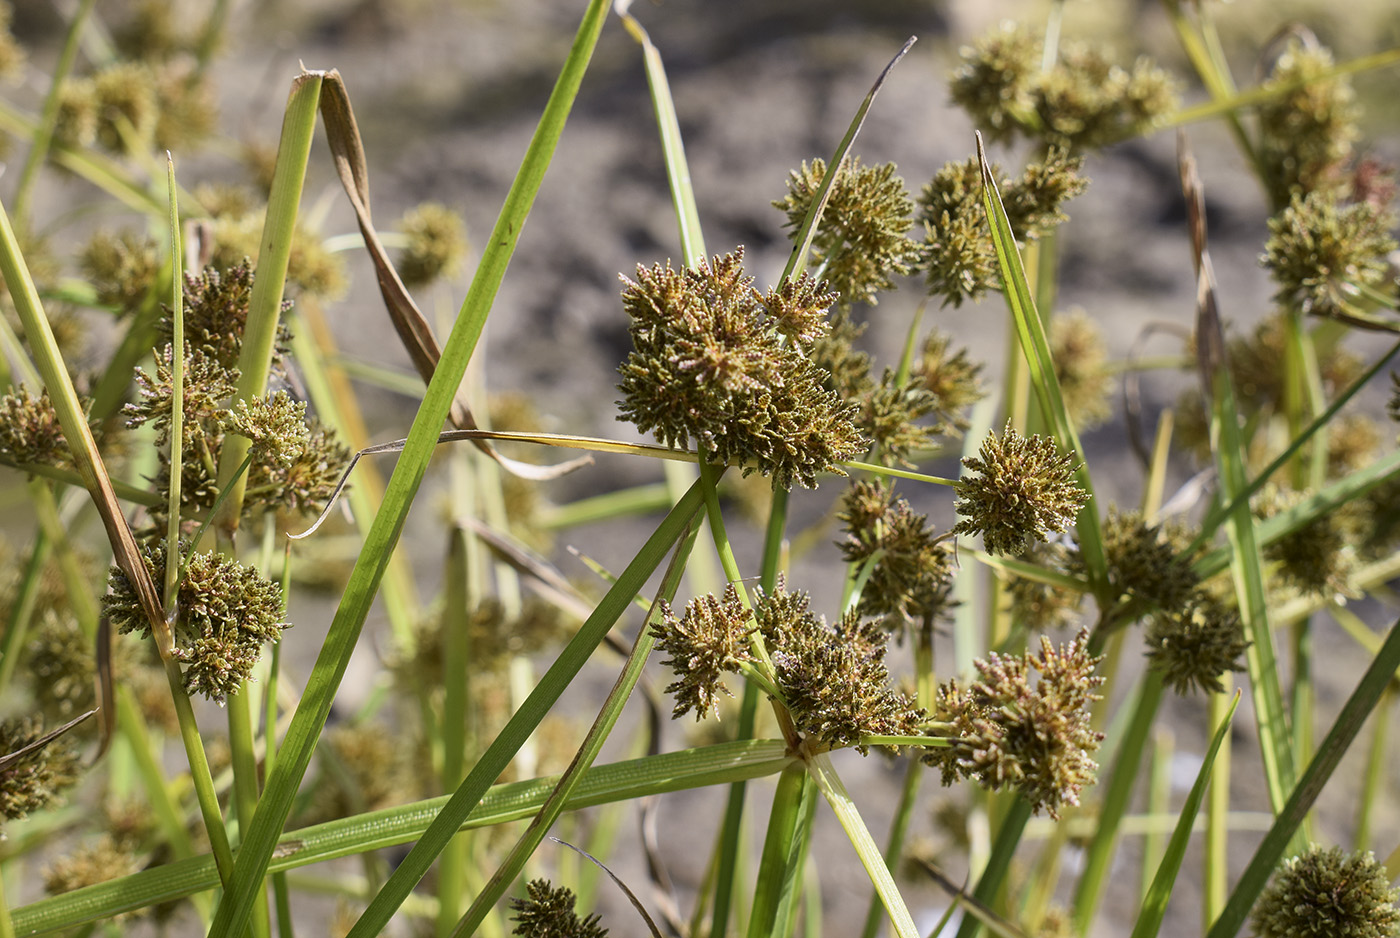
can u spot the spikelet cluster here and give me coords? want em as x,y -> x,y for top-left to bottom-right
926,630 -> 1104,818
954,422 -> 1087,556
617,248 -> 865,489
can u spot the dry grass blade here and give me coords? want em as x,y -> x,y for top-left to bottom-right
549,837 -> 666,938
317,72 -> 590,482
1177,130 -> 1225,394
915,858 -> 1032,938
0,709 -> 97,771
93,619 -> 116,762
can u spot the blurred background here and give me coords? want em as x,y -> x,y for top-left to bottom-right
5,0 -> 1400,934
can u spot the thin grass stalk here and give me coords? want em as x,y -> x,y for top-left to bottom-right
1206,615 -> 1400,938
162,156 -> 185,604
859,756 -> 923,938
809,752 -> 919,938
10,0 -> 98,226
1140,729 -> 1173,904
1162,46 -> 1400,130
0,867 -> 13,938
210,6 -> 612,930
1354,683 -> 1392,852
28,477 -> 99,635
1203,675 -> 1233,927
450,520 -> 699,936
1130,693 -> 1240,938
0,530 -> 51,698
437,527 -> 472,935
748,763 -> 809,938
1070,670 -> 1166,935
212,72 -> 322,537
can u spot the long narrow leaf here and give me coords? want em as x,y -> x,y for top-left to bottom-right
1130,692 -> 1240,938
976,133 -> 1107,596
208,5 -> 612,933
448,517 -> 699,936
13,739 -> 792,936
1206,616 -> 1400,938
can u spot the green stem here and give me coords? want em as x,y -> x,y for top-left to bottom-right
859,756 -> 923,938
11,0 -> 98,227
810,752 -> 919,938
227,689 -> 272,938
953,798 -> 1033,938
1354,683 -> 1391,853
711,485 -> 790,938
1203,678 -> 1232,928
164,656 -> 237,885
747,763 -> 809,938
0,528 -> 51,698
1071,670 -> 1166,935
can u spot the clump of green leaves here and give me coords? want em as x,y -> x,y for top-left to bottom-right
950,23 -> 1177,151
1251,845 -> 1400,938
916,149 -> 1087,307
616,248 -> 865,489
103,544 -> 286,703
954,421 -> 1087,556
926,630 -> 1104,818
509,880 -> 608,938
773,156 -> 919,308
837,479 -> 955,629
0,717 -> 82,824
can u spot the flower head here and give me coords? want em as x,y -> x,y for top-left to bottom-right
0,717 -> 82,824
773,157 -> 919,308
396,202 -> 468,288
1252,845 -> 1400,938
509,880 -> 609,938
926,630 -> 1104,818
1144,591 -> 1248,696
1258,39 -> 1360,204
652,585 -> 754,720
1262,188 -> 1396,323
954,422 -> 1087,556
838,480 -> 956,628
758,586 -> 924,753
616,248 -> 865,489
103,544 -> 287,702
